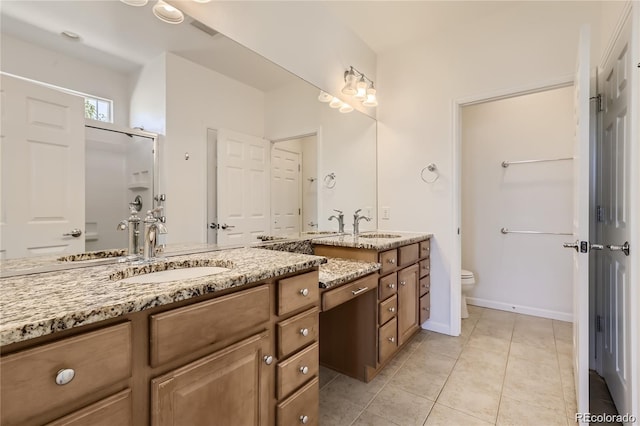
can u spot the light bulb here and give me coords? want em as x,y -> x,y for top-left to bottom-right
354,76 -> 367,101
153,0 -> 184,24
329,97 -> 342,108
339,103 -> 353,113
362,84 -> 378,107
341,68 -> 357,96
317,91 -> 332,103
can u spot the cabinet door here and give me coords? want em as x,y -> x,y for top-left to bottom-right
151,332 -> 271,426
397,265 -> 419,345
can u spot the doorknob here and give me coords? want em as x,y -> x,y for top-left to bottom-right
221,224 -> 235,230
606,241 -> 630,256
62,229 -> 82,238
209,223 -> 219,229
563,241 -> 579,252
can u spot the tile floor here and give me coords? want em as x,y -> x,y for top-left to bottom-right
319,305 -> 577,425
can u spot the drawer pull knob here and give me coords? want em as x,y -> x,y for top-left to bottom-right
388,337 -> 395,343
300,415 -> 309,424
351,287 -> 369,296
388,307 -> 395,313
299,366 -> 309,375
388,283 -> 395,289
299,288 -> 309,297
400,281 -> 406,286
422,307 -> 430,311
55,368 -> 75,386
263,355 -> 274,365
387,259 -> 396,264
300,328 -> 309,337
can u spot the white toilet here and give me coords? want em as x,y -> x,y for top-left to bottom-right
461,269 -> 476,319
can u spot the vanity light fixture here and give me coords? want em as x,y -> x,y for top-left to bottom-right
329,97 -> 342,108
318,91 -> 332,102
339,103 -> 354,113
120,0 -> 148,6
341,66 -> 378,108
153,0 -> 185,24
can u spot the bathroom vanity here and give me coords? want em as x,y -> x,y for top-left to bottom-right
0,248 -> 326,425
313,232 -> 432,382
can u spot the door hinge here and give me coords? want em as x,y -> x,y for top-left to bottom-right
596,205 -> 604,223
298,164 -> 301,172
595,315 -> 603,332
590,94 -> 603,112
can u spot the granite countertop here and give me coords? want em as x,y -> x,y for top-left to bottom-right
0,248 -> 326,346
312,231 -> 432,250
319,258 -> 380,289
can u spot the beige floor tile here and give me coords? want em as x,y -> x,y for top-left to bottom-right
366,384 -> 434,426
457,345 -> 509,375
467,304 -> 486,320
425,403 -> 493,425
497,395 -> 568,426
473,319 -> 515,341
555,339 -> 573,357
502,357 -> 565,411
553,320 -> 573,342
509,340 -> 558,368
321,373 -> 383,408
437,372 -> 502,423
466,333 -> 511,355
319,365 -> 340,389
352,410 -> 401,426
481,308 -> 517,323
319,388 -> 363,426
421,332 -> 466,358
389,352 -> 456,399
512,327 -> 556,351
461,318 -> 478,339
447,363 -> 505,394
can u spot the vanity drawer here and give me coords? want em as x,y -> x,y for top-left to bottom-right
277,308 -> 319,358
419,240 -> 431,258
277,342 -> 319,399
419,275 -> 431,297
278,271 -> 319,316
322,274 -> 377,311
277,377 -> 319,426
420,293 -> 431,324
45,389 -> 132,426
0,323 -> 132,425
150,285 -> 270,366
419,259 -> 431,278
379,295 -> 397,325
379,249 -> 398,274
378,273 -> 397,300
378,317 -> 397,364
398,243 -> 419,267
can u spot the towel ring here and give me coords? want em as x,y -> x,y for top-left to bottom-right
323,173 -> 336,189
420,163 -> 439,183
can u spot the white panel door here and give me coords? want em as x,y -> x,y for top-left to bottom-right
0,74 -> 85,259
599,14 -> 632,416
271,146 -> 300,235
568,25 -> 590,421
217,129 -> 269,246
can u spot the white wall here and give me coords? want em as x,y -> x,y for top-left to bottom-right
376,1 -> 605,334
1,33 -> 131,126
164,53 -> 265,244
129,53 -> 167,134
462,87 -> 574,320
174,1 -> 377,118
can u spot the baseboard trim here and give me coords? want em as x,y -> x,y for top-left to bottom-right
467,297 -> 573,322
420,320 -> 453,336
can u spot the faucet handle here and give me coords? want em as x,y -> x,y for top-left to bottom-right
333,209 -> 343,215
354,208 -> 362,215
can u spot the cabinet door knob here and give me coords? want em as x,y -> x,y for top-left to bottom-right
388,337 -> 395,343
300,328 -> 309,337
55,368 -> 75,385
387,258 -> 396,264
388,307 -> 395,313
300,415 -> 309,424
388,283 -> 395,289
299,288 -> 309,297
400,281 -> 406,286
263,355 -> 274,365
422,307 -> 430,311
299,366 -> 309,375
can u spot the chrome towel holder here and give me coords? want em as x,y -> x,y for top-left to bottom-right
420,163 -> 439,183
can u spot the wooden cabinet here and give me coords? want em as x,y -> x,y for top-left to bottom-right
45,389 -> 132,426
151,332 -> 271,426
315,237 -> 430,382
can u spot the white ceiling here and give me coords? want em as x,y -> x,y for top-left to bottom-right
0,0 -> 298,92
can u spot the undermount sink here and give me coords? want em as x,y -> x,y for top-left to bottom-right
116,266 -> 230,284
358,233 -> 402,239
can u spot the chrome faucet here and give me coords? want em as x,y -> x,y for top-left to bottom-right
143,208 -> 168,261
328,209 -> 345,233
353,209 -> 371,236
117,205 -> 142,261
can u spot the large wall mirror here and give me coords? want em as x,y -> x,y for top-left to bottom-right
0,1 -> 377,272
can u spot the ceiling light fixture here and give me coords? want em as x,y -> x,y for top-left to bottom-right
120,0 -> 149,6
341,66 -> 377,108
152,0 -> 184,24
61,30 -> 81,41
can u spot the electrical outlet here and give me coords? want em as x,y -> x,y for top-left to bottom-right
382,207 -> 390,220
365,206 -> 373,218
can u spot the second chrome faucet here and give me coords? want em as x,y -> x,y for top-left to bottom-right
328,209 -> 345,233
353,209 -> 371,236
